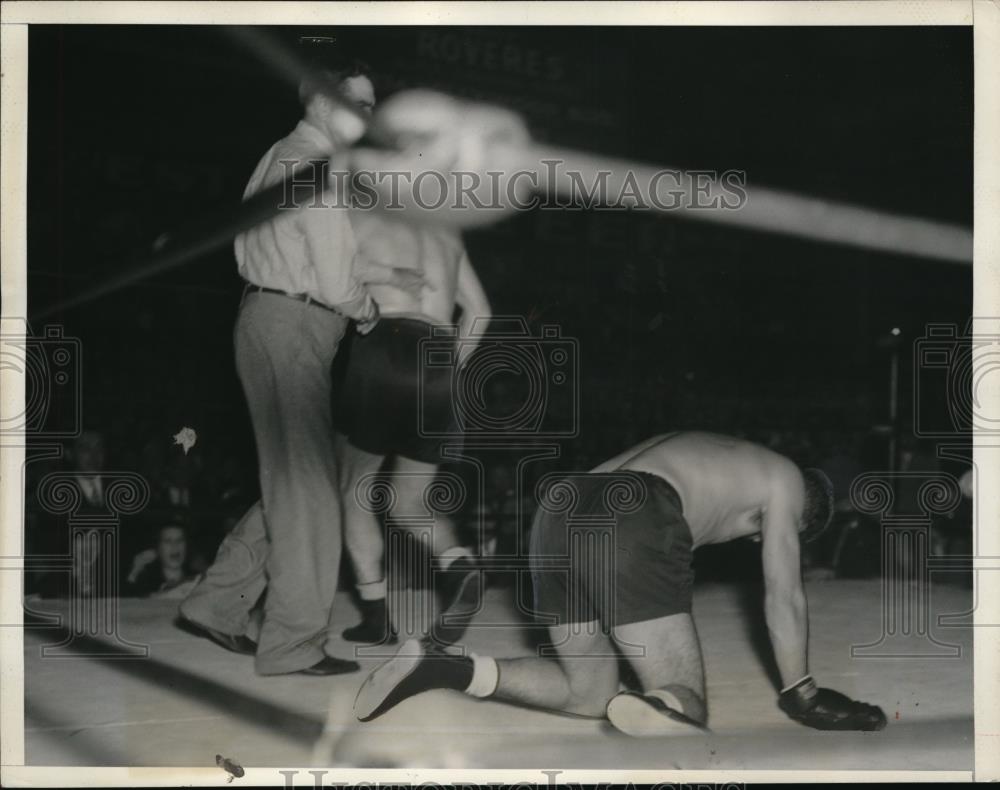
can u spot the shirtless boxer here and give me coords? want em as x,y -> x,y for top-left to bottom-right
336,209 -> 491,646
353,431 -> 887,734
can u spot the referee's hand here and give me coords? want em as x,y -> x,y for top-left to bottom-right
357,301 -> 380,335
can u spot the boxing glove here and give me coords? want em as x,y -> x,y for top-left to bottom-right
778,675 -> 887,731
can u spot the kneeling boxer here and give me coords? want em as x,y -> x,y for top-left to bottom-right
353,431 -> 887,735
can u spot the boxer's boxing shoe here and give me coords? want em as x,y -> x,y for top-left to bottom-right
606,691 -> 710,737
343,598 -> 398,645
355,638 -> 472,722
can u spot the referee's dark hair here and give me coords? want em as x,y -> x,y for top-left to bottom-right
297,58 -> 372,105
297,35 -> 372,104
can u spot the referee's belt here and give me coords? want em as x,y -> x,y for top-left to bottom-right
241,281 -> 339,314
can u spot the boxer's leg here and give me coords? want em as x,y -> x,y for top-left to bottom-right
337,434 -> 394,643
490,621 -> 620,716
356,501 -> 619,721
600,475 -> 706,734
608,613 -> 709,734
389,455 -> 479,632
354,621 -> 619,721
388,456 -> 462,555
338,435 -> 387,587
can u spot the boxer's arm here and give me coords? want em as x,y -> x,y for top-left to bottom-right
355,257 -> 427,297
760,471 -> 809,689
763,469 -> 887,731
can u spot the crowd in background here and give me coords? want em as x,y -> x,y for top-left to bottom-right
23,375 -> 974,601
23,23 -> 973,605
24,419 -> 256,601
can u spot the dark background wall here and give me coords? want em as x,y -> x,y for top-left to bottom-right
26,25 -> 972,479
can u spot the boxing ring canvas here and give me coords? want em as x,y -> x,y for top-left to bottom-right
22,580 -> 975,770
2,2 -> 999,786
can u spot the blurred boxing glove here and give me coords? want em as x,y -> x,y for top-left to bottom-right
778,675 -> 887,731
348,90 -> 534,228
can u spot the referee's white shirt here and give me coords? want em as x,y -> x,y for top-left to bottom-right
235,119 -> 375,321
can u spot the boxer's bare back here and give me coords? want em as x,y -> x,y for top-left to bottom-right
352,211 -> 465,323
591,431 -> 805,548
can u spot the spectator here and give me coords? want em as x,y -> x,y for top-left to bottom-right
125,523 -> 198,598
32,429 -> 116,598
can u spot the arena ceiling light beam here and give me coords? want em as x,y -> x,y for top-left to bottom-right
31,28 -> 972,321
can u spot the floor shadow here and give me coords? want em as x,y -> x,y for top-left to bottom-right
25,617 -> 323,744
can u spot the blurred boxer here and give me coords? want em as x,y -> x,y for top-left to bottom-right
336,208 -> 491,647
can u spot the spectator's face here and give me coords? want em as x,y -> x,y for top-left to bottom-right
73,432 -> 105,472
157,527 -> 186,571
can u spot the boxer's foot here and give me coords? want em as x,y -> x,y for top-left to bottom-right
343,598 -> 398,645
355,638 -> 472,721
606,691 -> 709,737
